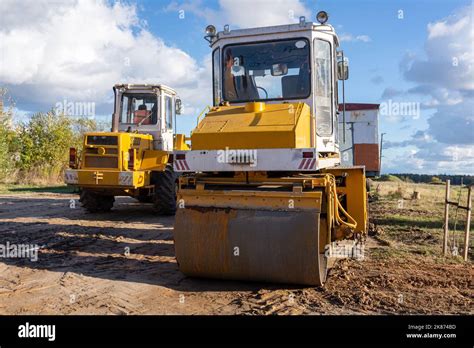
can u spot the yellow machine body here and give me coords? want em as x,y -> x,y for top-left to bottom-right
174,104 -> 368,286
70,132 -> 163,189
191,102 -> 312,150
66,131 -> 189,194
64,83 -> 190,209
173,18 -> 369,285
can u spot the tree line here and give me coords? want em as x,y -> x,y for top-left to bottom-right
0,89 -> 96,183
381,174 -> 473,186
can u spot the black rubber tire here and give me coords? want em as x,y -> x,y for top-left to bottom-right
136,189 -> 153,203
136,196 -> 153,203
153,165 -> 178,215
79,190 -> 114,213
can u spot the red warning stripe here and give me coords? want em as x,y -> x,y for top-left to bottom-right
298,158 -> 307,169
175,160 -> 190,171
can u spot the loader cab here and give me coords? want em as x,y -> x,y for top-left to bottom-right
206,13 -> 346,155
113,84 -> 181,151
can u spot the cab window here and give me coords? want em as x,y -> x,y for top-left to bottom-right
120,94 -> 158,125
221,38 -> 310,102
164,95 -> 173,129
314,39 -> 333,136
212,48 -> 221,105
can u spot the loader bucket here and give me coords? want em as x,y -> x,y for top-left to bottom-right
174,206 -> 328,286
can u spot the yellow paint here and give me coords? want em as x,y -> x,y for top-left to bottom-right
140,150 -> 169,171
323,167 -> 367,234
191,102 -> 311,150
71,130 -> 189,195
178,188 -> 322,211
77,169 -> 149,188
81,132 -> 153,171
178,169 -> 368,238
174,133 -> 190,150
244,102 -> 266,113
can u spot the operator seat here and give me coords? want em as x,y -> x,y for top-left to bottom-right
134,104 -> 151,125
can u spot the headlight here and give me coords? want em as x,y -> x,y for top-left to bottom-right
316,11 -> 329,24
205,25 -> 216,36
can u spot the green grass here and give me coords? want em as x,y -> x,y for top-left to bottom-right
369,182 -> 473,263
378,214 -> 444,229
0,184 -> 76,194
369,246 -> 410,259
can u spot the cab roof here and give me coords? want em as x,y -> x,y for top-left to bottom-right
212,21 -> 338,45
114,83 -> 177,95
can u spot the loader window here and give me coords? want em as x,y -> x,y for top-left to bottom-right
120,93 -> 158,126
164,95 -> 173,129
314,39 -> 333,136
212,48 -> 221,105
222,38 -> 310,103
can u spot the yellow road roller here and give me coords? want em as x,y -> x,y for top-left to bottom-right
173,12 -> 367,286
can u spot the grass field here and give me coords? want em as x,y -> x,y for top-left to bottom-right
370,181 -> 471,263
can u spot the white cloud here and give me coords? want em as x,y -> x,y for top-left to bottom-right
339,33 -> 372,43
217,0 -> 310,28
166,0 -> 311,28
427,14 -> 471,39
427,101 -> 474,145
401,6 -> 474,92
401,6 -> 474,145
0,0 -> 210,123
383,6 -> 474,174
385,143 -> 474,175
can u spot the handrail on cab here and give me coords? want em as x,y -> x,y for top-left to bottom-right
196,105 -> 211,126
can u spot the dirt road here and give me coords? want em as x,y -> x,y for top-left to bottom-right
0,193 -> 472,315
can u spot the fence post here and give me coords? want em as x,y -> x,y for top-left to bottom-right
463,186 -> 472,261
443,180 -> 450,255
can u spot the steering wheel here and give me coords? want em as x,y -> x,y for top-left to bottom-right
257,86 -> 268,99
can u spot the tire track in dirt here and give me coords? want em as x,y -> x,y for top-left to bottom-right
0,193 -> 472,315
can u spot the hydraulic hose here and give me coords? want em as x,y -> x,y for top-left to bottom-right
328,175 -> 357,229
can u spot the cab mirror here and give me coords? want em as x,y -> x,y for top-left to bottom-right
175,98 -> 183,115
337,60 -> 349,80
271,63 -> 288,76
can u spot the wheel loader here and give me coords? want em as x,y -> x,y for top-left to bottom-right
173,12 -> 368,286
65,84 -> 189,214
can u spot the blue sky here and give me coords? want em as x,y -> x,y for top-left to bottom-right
0,0 -> 472,174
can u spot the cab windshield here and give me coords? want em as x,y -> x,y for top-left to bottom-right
221,38 -> 310,102
120,93 -> 158,125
